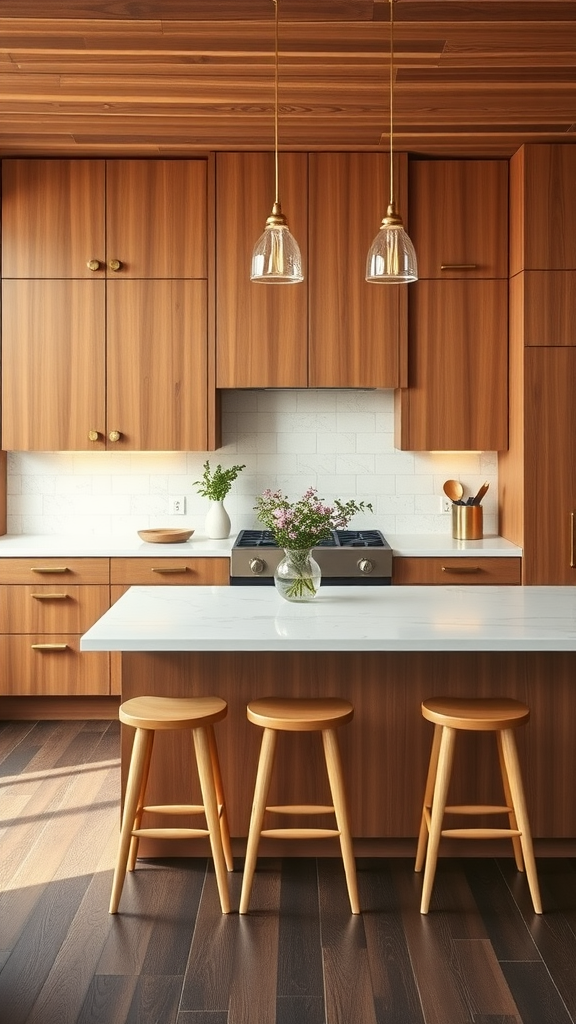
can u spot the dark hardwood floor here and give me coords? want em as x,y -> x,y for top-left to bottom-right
1,719 -> 575,1024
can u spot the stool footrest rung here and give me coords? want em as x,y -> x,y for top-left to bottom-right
266,804 -> 335,815
261,827 -> 341,840
143,804 -> 207,816
444,804 -> 513,815
132,827 -> 210,839
441,827 -> 522,839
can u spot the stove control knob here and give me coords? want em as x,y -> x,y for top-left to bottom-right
358,558 -> 374,575
249,558 -> 266,575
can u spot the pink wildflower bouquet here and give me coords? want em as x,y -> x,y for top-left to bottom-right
254,487 -> 373,550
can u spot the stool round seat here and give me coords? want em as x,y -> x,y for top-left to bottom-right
119,694 -> 228,731
247,696 -> 354,732
421,696 -> 530,732
110,694 -> 232,916
416,693 -> 541,916
240,695 -> 358,915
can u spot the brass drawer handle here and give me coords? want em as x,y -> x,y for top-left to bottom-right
571,512 -> 575,568
87,259 -> 101,272
31,643 -> 69,651
31,593 -> 69,600
440,264 -> 478,271
441,565 -> 480,574
31,567 -> 70,574
109,259 -> 122,272
150,566 -> 188,574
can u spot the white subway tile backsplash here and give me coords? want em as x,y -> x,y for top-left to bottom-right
6,390 -> 499,537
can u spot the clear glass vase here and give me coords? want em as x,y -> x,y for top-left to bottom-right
274,548 -> 321,602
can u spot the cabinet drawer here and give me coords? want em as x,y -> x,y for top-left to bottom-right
0,558 -> 110,585
110,557 -> 229,586
1,635 -> 110,696
392,557 -> 522,585
0,585 -> 110,633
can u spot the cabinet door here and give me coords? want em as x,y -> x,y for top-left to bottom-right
215,152 -> 308,388
106,160 -> 207,279
409,160 -> 508,279
106,279 -> 207,450
308,153 -> 407,388
511,271 -> 576,347
524,349 -> 576,584
396,280 -> 508,451
510,145 -> 576,273
392,557 -> 521,585
2,280 -> 106,451
1,636 -> 110,696
1,159 -> 105,279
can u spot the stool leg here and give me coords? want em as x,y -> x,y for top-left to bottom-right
206,723 -> 234,872
193,726 -> 231,914
110,727 -> 153,914
496,731 -> 524,872
322,727 -> 360,914
239,727 -> 277,914
420,725 -> 456,915
415,724 -> 442,873
127,728 -> 155,872
499,728 -> 543,914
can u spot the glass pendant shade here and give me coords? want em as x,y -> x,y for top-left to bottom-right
366,204 -> 418,283
251,203 -> 303,283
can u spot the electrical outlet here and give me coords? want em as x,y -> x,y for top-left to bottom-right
170,496 -> 186,515
441,496 -> 452,514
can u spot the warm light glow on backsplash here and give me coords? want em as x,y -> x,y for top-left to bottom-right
5,391 -> 498,538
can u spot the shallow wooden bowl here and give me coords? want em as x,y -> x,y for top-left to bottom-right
137,528 -> 194,544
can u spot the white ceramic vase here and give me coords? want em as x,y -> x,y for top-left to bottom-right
204,499 -> 231,539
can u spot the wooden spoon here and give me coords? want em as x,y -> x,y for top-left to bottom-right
471,481 -> 490,505
443,479 -> 464,503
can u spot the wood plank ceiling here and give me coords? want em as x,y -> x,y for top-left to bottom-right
1,1 -> 575,159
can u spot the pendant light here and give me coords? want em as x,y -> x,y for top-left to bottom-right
366,0 -> 417,283
250,0 -> 303,283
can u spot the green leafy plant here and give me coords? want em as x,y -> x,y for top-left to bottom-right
254,486 -> 373,550
194,460 -> 246,502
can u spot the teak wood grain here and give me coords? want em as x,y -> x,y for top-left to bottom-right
109,556 -> 229,587
0,557 -> 110,585
512,270 -> 576,347
509,145 -> 576,274
308,152 -> 407,388
1,279 -> 106,452
392,557 -> 522,586
215,151 -> 308,388
1,635 -> 110,696
409,160 -> 509,280
0,585 -> 110,634
397,279 -> 508,451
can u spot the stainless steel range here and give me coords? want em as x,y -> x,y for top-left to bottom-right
230,529 -> 392,585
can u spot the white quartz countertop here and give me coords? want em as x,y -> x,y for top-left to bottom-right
0,533 -> 521,558
80,584 -> 575,653
0,533 -> 236,557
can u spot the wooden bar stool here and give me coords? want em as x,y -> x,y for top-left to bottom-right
415,695 -> 542,915
239,696 -> 359,915
109,695 -> 233,915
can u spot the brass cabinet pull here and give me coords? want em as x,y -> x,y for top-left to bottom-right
109,259 -> 122,271
87,259 -> 101,271
108,430 -> 121,442
31,593 -> 69,600
571,512 -> 575,568
88,429 -> 100,442
151,566 -> 188,574
31,567 -> 69,574
440,264 -> 478,271
441,565 -> 480,574
31,643 -> 68,651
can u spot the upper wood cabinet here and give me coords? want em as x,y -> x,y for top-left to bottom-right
308,153 -> 406,388
1,158 -> 210,451
215,152 -> 308,388
409,160 -> 509,279
1,158 -> 207,279
510,271 -> 576,347
510,145 -> 576,274
215,151 -> 408,389
396,159 -> 509,451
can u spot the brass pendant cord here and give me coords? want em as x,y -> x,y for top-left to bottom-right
388,0 -> 395,209
274,0 -> 280,207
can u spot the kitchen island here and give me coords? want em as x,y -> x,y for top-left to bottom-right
81,585 -> 576,855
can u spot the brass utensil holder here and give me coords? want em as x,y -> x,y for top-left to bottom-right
452,504 -> 483,541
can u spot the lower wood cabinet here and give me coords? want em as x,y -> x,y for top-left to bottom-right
0,555 -> 230,700
0,558 -> 111,696
392,557 -> 522,585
